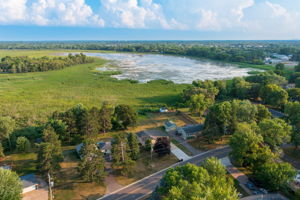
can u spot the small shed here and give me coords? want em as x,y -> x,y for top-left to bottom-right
20,174 -> 38,194
159,107 -> 169,113
164,121 -> 177,132
177,124 -> 203,140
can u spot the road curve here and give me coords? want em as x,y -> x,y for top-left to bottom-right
98,146 -> 231,200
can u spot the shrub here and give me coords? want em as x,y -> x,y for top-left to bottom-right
16,137 -> 31,153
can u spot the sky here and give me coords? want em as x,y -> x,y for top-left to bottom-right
0,0 -> 300,41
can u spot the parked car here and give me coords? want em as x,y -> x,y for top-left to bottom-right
246,181 -> 255,190
259,188 -> 268,194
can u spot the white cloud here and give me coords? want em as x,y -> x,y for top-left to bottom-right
0,0 -> 105,27
0,0 -> 300,39
99,0 -> 172,29
0,0 -> 27,24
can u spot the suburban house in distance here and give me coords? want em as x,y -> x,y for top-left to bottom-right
164,120 -> 177,132
20,174 -> 39,194
177,124 -> 203,140
76,141 -> 112,159
137,129 -> 169,146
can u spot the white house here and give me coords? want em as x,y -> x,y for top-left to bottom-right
164,121 -> 177,132
20,174 -> 39,194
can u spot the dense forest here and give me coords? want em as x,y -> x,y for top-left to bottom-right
1,41 -> 300,64
0,53 -> 94,73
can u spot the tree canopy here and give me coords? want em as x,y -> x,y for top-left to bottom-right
154,160 -> 238,200
0,168 -> 22,200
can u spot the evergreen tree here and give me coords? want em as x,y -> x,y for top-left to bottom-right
99,102 -> 113,133
127,133 -> 140,160
82,107 -> 101,136
78,137 -> 106,183
111,133 -> 135,176
37,126 -> 63,176
114,105 -> 137,130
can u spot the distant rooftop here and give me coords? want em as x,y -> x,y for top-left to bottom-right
20,174 -> 38,188
182,124 -> 203,134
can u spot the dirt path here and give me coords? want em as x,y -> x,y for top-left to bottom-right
104,162 -> 123,194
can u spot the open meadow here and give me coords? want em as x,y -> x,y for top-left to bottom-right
0,50 -> 188,124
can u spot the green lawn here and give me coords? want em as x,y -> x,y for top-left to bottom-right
0,152 -> 37,176
0,50 -> 188,123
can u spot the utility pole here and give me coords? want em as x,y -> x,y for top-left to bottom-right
121,141 -> 125,162
150,142 -> 153,161
48,172 -> 53,200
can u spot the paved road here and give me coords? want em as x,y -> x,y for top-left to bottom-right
98,146 -> 231,200
241,193 -> 289,200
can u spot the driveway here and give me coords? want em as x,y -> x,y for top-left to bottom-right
104,162 -> 123,194
22,177 -> 48,200
168,130 -> 201,155
170,143 -> 190,161
221,157 -> 253,195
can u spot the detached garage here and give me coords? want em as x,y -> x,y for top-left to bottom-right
20,174 -> 39,194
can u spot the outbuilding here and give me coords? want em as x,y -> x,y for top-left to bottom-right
164,120 -> 177,132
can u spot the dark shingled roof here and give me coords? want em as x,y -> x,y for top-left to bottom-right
182,124 -> 203,134
20,174 -> 38,188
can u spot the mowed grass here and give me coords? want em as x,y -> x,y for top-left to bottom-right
0,50 -> 188,123
1,152 -> 37,176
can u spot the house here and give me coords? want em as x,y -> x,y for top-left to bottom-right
164,120 -> 177,132
177,124 -> 203,140
20,174 -> 39,194
137,130 -> 169,146
76,141 -> 112,159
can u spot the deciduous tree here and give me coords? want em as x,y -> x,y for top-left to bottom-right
0,116 -> 16,151
155,162 -> 238,200
260,84 -> 288,108
254,162 -> 296,191
16,136 -> 31,153
258,118 -> 291,149
0,168 -> 22,200
230,123 -> 274,167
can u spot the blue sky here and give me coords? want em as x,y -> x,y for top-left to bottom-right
0,0 -> 300,41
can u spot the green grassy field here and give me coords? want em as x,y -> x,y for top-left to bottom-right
0,50 -> 188,123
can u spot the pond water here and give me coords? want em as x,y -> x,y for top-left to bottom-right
83,52 -> 257,84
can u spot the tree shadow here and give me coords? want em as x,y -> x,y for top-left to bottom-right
137,94 -> 181,106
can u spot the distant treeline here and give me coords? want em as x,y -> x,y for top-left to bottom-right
1,41 -> 300,64
0,53 -> 94,73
